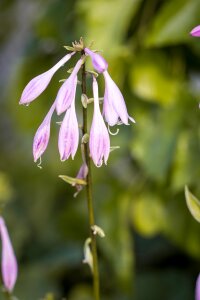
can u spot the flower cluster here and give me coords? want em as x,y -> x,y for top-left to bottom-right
19,40 -> 135,167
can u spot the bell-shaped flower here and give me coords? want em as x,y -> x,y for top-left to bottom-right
19,52 -> 75,105
58,94 -> 79,161
190,25 -> 200,37
84,48 -> 108,73
56,58 -> 83,115
196,274 -> 200,300
33,101 -> 56,163
0,217 -> 18,292
103,70 -> 135,126
89,77 -> 110,167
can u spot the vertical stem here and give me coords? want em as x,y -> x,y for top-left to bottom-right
3,290 -> 12,300
81,55 -> 100,300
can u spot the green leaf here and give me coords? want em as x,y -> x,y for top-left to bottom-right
145,0 -> 200,47
185,186 -> 200,223
77,0 -> 142,54
129,51 -> 181,106
59,175 -> 87,186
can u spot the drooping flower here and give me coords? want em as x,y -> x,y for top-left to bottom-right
196,273 -> 200,300
0,217 -> 18,292
19,52 -> 75,105
56,58 -> 84,115
89,76 -> 110,167
103,70 -> 135,126
84,48 -> 108,73
58,91 -> 79,161
33,101 -> 56,163
84,48 -> 135,126
190,25 -> 200,37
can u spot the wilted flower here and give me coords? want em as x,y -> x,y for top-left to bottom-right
56,58 -> 84,115
190,25 -> 200,37
196,273 -> 200,300
89,77 -> 110,167
58,94 -> 79,161
19,52 -> 75,105
73,163 -> 88,197
84,48 -> 108,73
0,217 -> 18,292
33,101 -> 56,163
103,70 -> 135,126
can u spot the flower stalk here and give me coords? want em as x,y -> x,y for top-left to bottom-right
81,53 -> 100,300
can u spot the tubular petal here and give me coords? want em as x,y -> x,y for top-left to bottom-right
19,52 -> 75,104
0,217 -> 18,292
84,48 -> 108,73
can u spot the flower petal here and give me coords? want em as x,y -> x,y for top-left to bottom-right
84,48 -> 108,73
58,98 -> 79,161
89,77 -> 110,166
19,52 -> 74,105
0,217 -> 18,292
190,25 -> 200,37
33,101 -> 56,162
56,58 -> 83,115
103,71 -> 135,126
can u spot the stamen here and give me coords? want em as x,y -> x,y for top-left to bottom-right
108,125 -> 119,136
37,157 -> 42,169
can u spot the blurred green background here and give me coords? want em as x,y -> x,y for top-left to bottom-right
0,0 -> 200,299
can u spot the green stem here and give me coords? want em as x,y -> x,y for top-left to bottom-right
81,54 -> 100,300
3,290 -> 13,300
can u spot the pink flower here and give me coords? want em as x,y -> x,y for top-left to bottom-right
19,52 -> 74,105
58,91 -> 79,161
33,101 -> 56,163
56,58 -> 84,115
0,217 -> 18,292
196,274 -> 200,300
89,77 -> 110,167
103,70 -> 135,126
190,25 -> 200,37
84,48 -> 108,73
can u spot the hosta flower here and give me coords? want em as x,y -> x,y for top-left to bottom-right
58,94 -> 79,161
89,77 -> 110,167
196,273 -> 200,300
33,101 -> 56,163
0,217 -> 18,292
190,25 -> 200,37
19,52 -> 75,105
56,58 -> 84,115
103,70 -> 135,126
84,48 -> 108,73
84,48 -> 135,126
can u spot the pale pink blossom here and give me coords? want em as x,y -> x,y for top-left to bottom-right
33,101 -> 56,163
19,52 -> 75,105
103,70 -> 135,126
89,77 -> 110,167
84,48 -> 108,73
0,217 -> 18,292
56,58 -> 84,115
58,93 -> 79,161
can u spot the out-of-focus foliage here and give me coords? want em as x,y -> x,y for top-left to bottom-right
185,186 -> 200,223
0,0 -> 200,299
